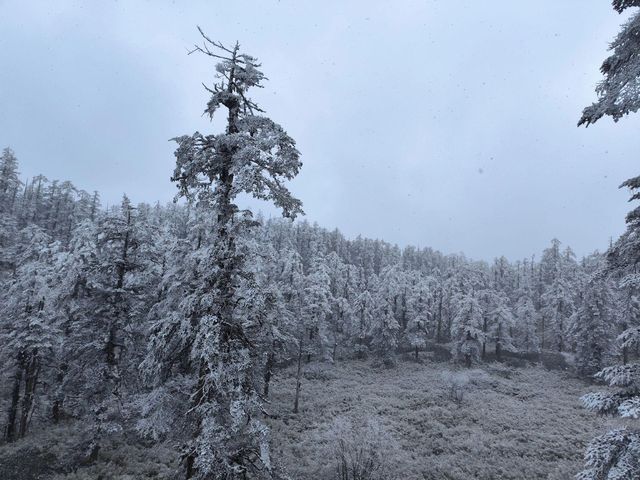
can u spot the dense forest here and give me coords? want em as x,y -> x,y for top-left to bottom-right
0,142 -> 638,478
2,1 -> 640,479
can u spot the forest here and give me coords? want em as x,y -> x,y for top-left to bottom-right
1,1 -> 640,480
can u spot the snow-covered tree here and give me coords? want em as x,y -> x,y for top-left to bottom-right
513,291 -> 539,353
578,16 -> 640,468
352,286 -> 375,359
1,226 -> 62,441
147,30 -> 302,479
488,293 -> 516,361
451,293 -> 483,367
579,1 -> 640,126
0,147 -> 21,214
301,255 -> 332,363
370,268 -> 401,366
404,275 -> 434,360
572,276 -> 616,377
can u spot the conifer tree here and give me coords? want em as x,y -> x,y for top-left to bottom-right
572,275 -> 616,377
488,293 -> 516,361
0,147 -> 21,214
404,275 -> 434,360
371,267 -> 401,366
579,0 -> 640,126
513,291 -> 539,353
451,293 -> 483,367
578,3 -> 640,476
148,29 -> 302,479
1,226 -> 62,441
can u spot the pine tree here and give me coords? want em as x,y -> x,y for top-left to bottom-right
404,275 -> 434,360
301,255 -> 332,363
488,293 -> 516,361
352,287 -> 375,359
451,293 -> 483,367
579,1 -> 640,126
0,147 -> 21,214
148,30 -> 302,479
1,226 -> 62,441
578,8 -> 640,465
370,267 -> 401,366
513,291 -> 539,353
573,275 -> 616,377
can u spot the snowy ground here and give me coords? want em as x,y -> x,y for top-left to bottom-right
0,358 -> 609,479
267,358 -> 608,480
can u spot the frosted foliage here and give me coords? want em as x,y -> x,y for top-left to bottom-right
580,10 -> 640,126
576,429 -> 640,480
613,1 -> 640,12
619,398 -> 640,418
618,326 -> 640,350
579,360 -> 640,478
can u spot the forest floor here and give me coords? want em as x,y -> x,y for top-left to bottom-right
267,357 -> 608,480
0,357 -> 609,480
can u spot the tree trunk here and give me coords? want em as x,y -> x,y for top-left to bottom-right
52,363 -> 67,424
481,316 -> 487,360
306,327 -> 313,363
436,291 -> 443,343
465,353 -> 472,368
19,350 -> 40,437
293,341 -> 303,414
4,360 -> 23,442
263,350 -> 275,398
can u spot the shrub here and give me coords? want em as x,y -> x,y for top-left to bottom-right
322,416 -> 398,480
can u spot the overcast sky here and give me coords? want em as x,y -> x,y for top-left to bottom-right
1,0 -> 639,261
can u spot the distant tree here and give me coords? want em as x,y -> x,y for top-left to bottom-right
326,252 -> 356,362
572,275 -> 616,377
352,287 -> 375,359
301,256 -> 332,363
370,268 -> 401,366
488,293 -> 516,361
0,147 -> 21,214
404,275 -> 434,360
451,293 -> 483,367
513,291 -> 539,353
539,240 -> 576,352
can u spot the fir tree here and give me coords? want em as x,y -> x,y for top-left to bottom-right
148,30 -> 302,479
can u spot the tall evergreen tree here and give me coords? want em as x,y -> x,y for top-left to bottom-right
147,30 -> 302,479
578,3 -> 640,477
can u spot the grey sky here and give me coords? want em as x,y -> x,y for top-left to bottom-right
1,0 -> 638,261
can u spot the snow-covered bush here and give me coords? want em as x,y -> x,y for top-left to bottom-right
441,370 -> 470,406
323,416 -> 398,480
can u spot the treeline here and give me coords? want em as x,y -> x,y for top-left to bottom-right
0,146 -> 637,453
